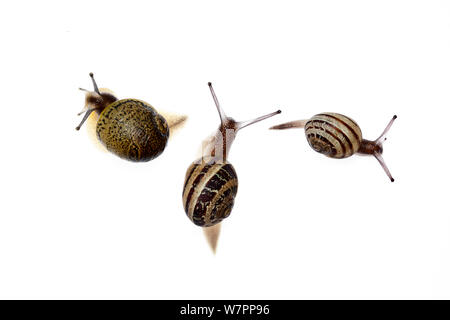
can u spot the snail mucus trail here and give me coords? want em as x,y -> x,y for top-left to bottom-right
182,82 -> 281,251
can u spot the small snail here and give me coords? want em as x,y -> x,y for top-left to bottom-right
182,82 -> 281,229
270,113 -> 397,182
76,73 -> 184,162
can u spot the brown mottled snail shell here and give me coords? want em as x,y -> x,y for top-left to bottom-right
76,73 -> 169,162
182,159 -> 238,227
96,99 -> 169,161
271,112 -> 397,182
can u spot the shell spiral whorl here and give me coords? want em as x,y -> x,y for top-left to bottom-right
182,159 -> 238,227
305,113 -> 362,158
96,99 -> 169,162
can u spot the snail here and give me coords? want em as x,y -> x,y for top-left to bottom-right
76,73 -> 185,162
182,82 -> 281,250
270,113 -> 397,182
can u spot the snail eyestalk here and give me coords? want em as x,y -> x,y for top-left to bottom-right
238,110 -> 282,131
208,82 -> 227,126
375,115 -> 397,145
75,108 -> 96,130
89,72 -> 100,94
374,152 -> 394,182
208,82 -> 228,161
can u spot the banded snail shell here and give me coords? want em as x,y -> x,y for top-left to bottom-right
96,99 -> 169,162
182,159 -> 238,227
305,113 -> 363,159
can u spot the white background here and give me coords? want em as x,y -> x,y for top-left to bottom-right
0,0 -> 449,299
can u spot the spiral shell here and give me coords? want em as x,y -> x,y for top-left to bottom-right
96,99 -> 169,162
305,113 -> 362,158
182,159 -> 238,227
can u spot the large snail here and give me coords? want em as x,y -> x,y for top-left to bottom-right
270,113 -> 397,182
182,82 -> 281,250
76,73 -> 185,162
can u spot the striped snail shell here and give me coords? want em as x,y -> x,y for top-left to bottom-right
183,158 -> 238,227
270,112 -> 397,182
182,82 -> 281,227
76,73 -> 169,162
304,113 -> 362,159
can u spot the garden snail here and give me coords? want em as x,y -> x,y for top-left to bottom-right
270,113 -> 397,182
76,73 -> 185,162
182,82 -> 281,250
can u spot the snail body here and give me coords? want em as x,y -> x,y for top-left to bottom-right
182,82 -> 281,228
271,112 -> 397,182
76,73 -> 170,162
